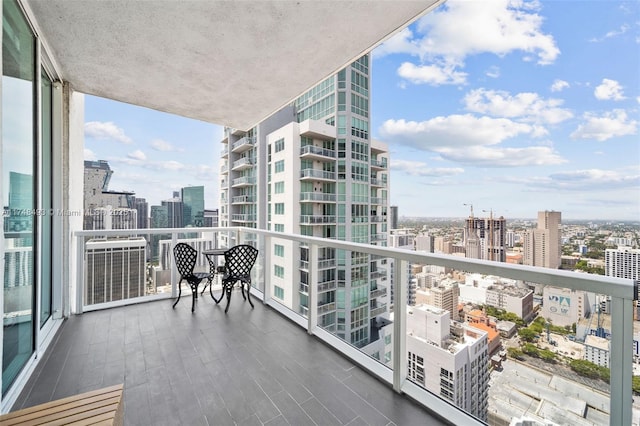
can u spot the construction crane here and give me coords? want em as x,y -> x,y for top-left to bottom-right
463,203 -> 474,218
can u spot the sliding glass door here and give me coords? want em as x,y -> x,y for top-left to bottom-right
2,0 -> 36,395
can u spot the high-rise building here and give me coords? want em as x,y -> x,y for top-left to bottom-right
204,209 -> 219,228
219,54 -> 391,350
134,197 -> 149,229
605,247 -> 640,280
523,210 -> 562,269
149,205 -> 169,263
83,160 -> 135,229
84,238 -> 146,305
406,305 -> 489,421
463,212 -> 507,262
162,198 -> 183,228
389,205 -> 398,230
181,185 -> 205,227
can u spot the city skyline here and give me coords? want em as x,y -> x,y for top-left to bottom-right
83,0 -> 639,221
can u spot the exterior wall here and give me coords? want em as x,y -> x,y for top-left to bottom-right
541,286 -> 582,328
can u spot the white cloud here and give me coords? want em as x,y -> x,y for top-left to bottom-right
570,109 -> 638,141
150,139 -> 183,152
551,79 -> 569,92
485,66 -> 500,78
397,62 -> 467,86
84,148 -> 97,161
589,24 -> 630,42
594,78 -> 626,100
379,115 -> 566,167
437,145 -> 566,167
463,88 -> 573,124
127,150 -> 146,161
541,168 -> 640,190
391,159 -> 464,176
375,0 -> 559,86
84,121 -> 133,144
380,115 -> 536,150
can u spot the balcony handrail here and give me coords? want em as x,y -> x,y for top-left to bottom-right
73,225 -> 636,426
300,145 -> 336,158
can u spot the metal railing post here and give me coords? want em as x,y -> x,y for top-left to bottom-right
610,295 -> 633,426
393,258 -> 407,393
75,235 -> 84,314
308,243 -> 319,334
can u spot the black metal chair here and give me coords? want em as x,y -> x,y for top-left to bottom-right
173,243 -> 212,312
212,244 -> 258,313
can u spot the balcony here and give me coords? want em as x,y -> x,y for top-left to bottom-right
370,177 -> 386,187
299,192 -> 337,203
231,157 -> 255,171
11,227 -> 636,426
370,159 -> 388,170
231,194 -> 256,204
370,197 -> 386,205
231,136 -> 256,153
299,215 -> 336,224
300,169 -> 336,181
13,298 -> 445,425
370,285 -> 387,299
300,145 -> 336,161
220,164 -> 228,174
232,176 -> 256,188
231,214 -> 256,222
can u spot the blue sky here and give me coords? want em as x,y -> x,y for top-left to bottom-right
84,0 -> 640,221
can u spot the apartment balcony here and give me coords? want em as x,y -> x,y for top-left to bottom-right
300,258 -> 336,271
370,215 -> 385,223
300,169 -> 336,182
371,233 -> 387,242
370,285 -> 387,299
300,145 -> 336,161
318,278 -> 338,293
370,159 -> 388,170
231,157 -> 255,171
299,192 -> 337,203
299,215 -> 336,225
220,147 -> 228,158
10,227 -> 636,426
370,197 -> 387,206
232,176 -> 256,188
220,164 -> 228,174
370,268 -> 387,279
317,301 -> 337,315
231,136 -> 256,153
370,301 -> 387,317
231,214 -> 256,222
232,195 -> 256,204
370,177 -> 386,187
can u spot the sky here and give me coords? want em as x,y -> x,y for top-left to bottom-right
84,0 -> 640,221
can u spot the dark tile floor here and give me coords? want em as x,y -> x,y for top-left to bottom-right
13,293 -> 452,426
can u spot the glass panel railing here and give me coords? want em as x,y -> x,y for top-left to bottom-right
73,226 -> 635,425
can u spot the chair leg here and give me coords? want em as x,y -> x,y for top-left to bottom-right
172,279 -> 183,309
224,283 -> 233,313
245,282 -> 254,308
212,279 -> 224,304
191,284 -> 198,313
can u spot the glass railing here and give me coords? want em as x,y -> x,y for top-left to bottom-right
299,145 -> 336,158
73,226 -> 636,426
299,192 -> 337,202
300,169 -> 336,180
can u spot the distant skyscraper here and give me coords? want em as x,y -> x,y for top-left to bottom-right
162,198 -> 183,228
204,208 -> 219,228
463,212 -> 507,262
83,160 -> 135,229
605,247 -> 639,280
134,197 -> 149,229
149,205 -> 169,262
85,238 -> 146,305
389,205 -> 398,230
181,185 -> 205,227
523,211 -> 561,269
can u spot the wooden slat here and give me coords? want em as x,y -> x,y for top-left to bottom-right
0,384 -> 123,426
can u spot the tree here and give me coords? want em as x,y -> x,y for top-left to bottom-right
518,328 -> 537,342
507,347 -> 524,360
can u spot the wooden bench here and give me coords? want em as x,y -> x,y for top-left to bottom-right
0,384 -> 123,425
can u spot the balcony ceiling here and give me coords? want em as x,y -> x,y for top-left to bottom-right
24,0 -> 443,131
